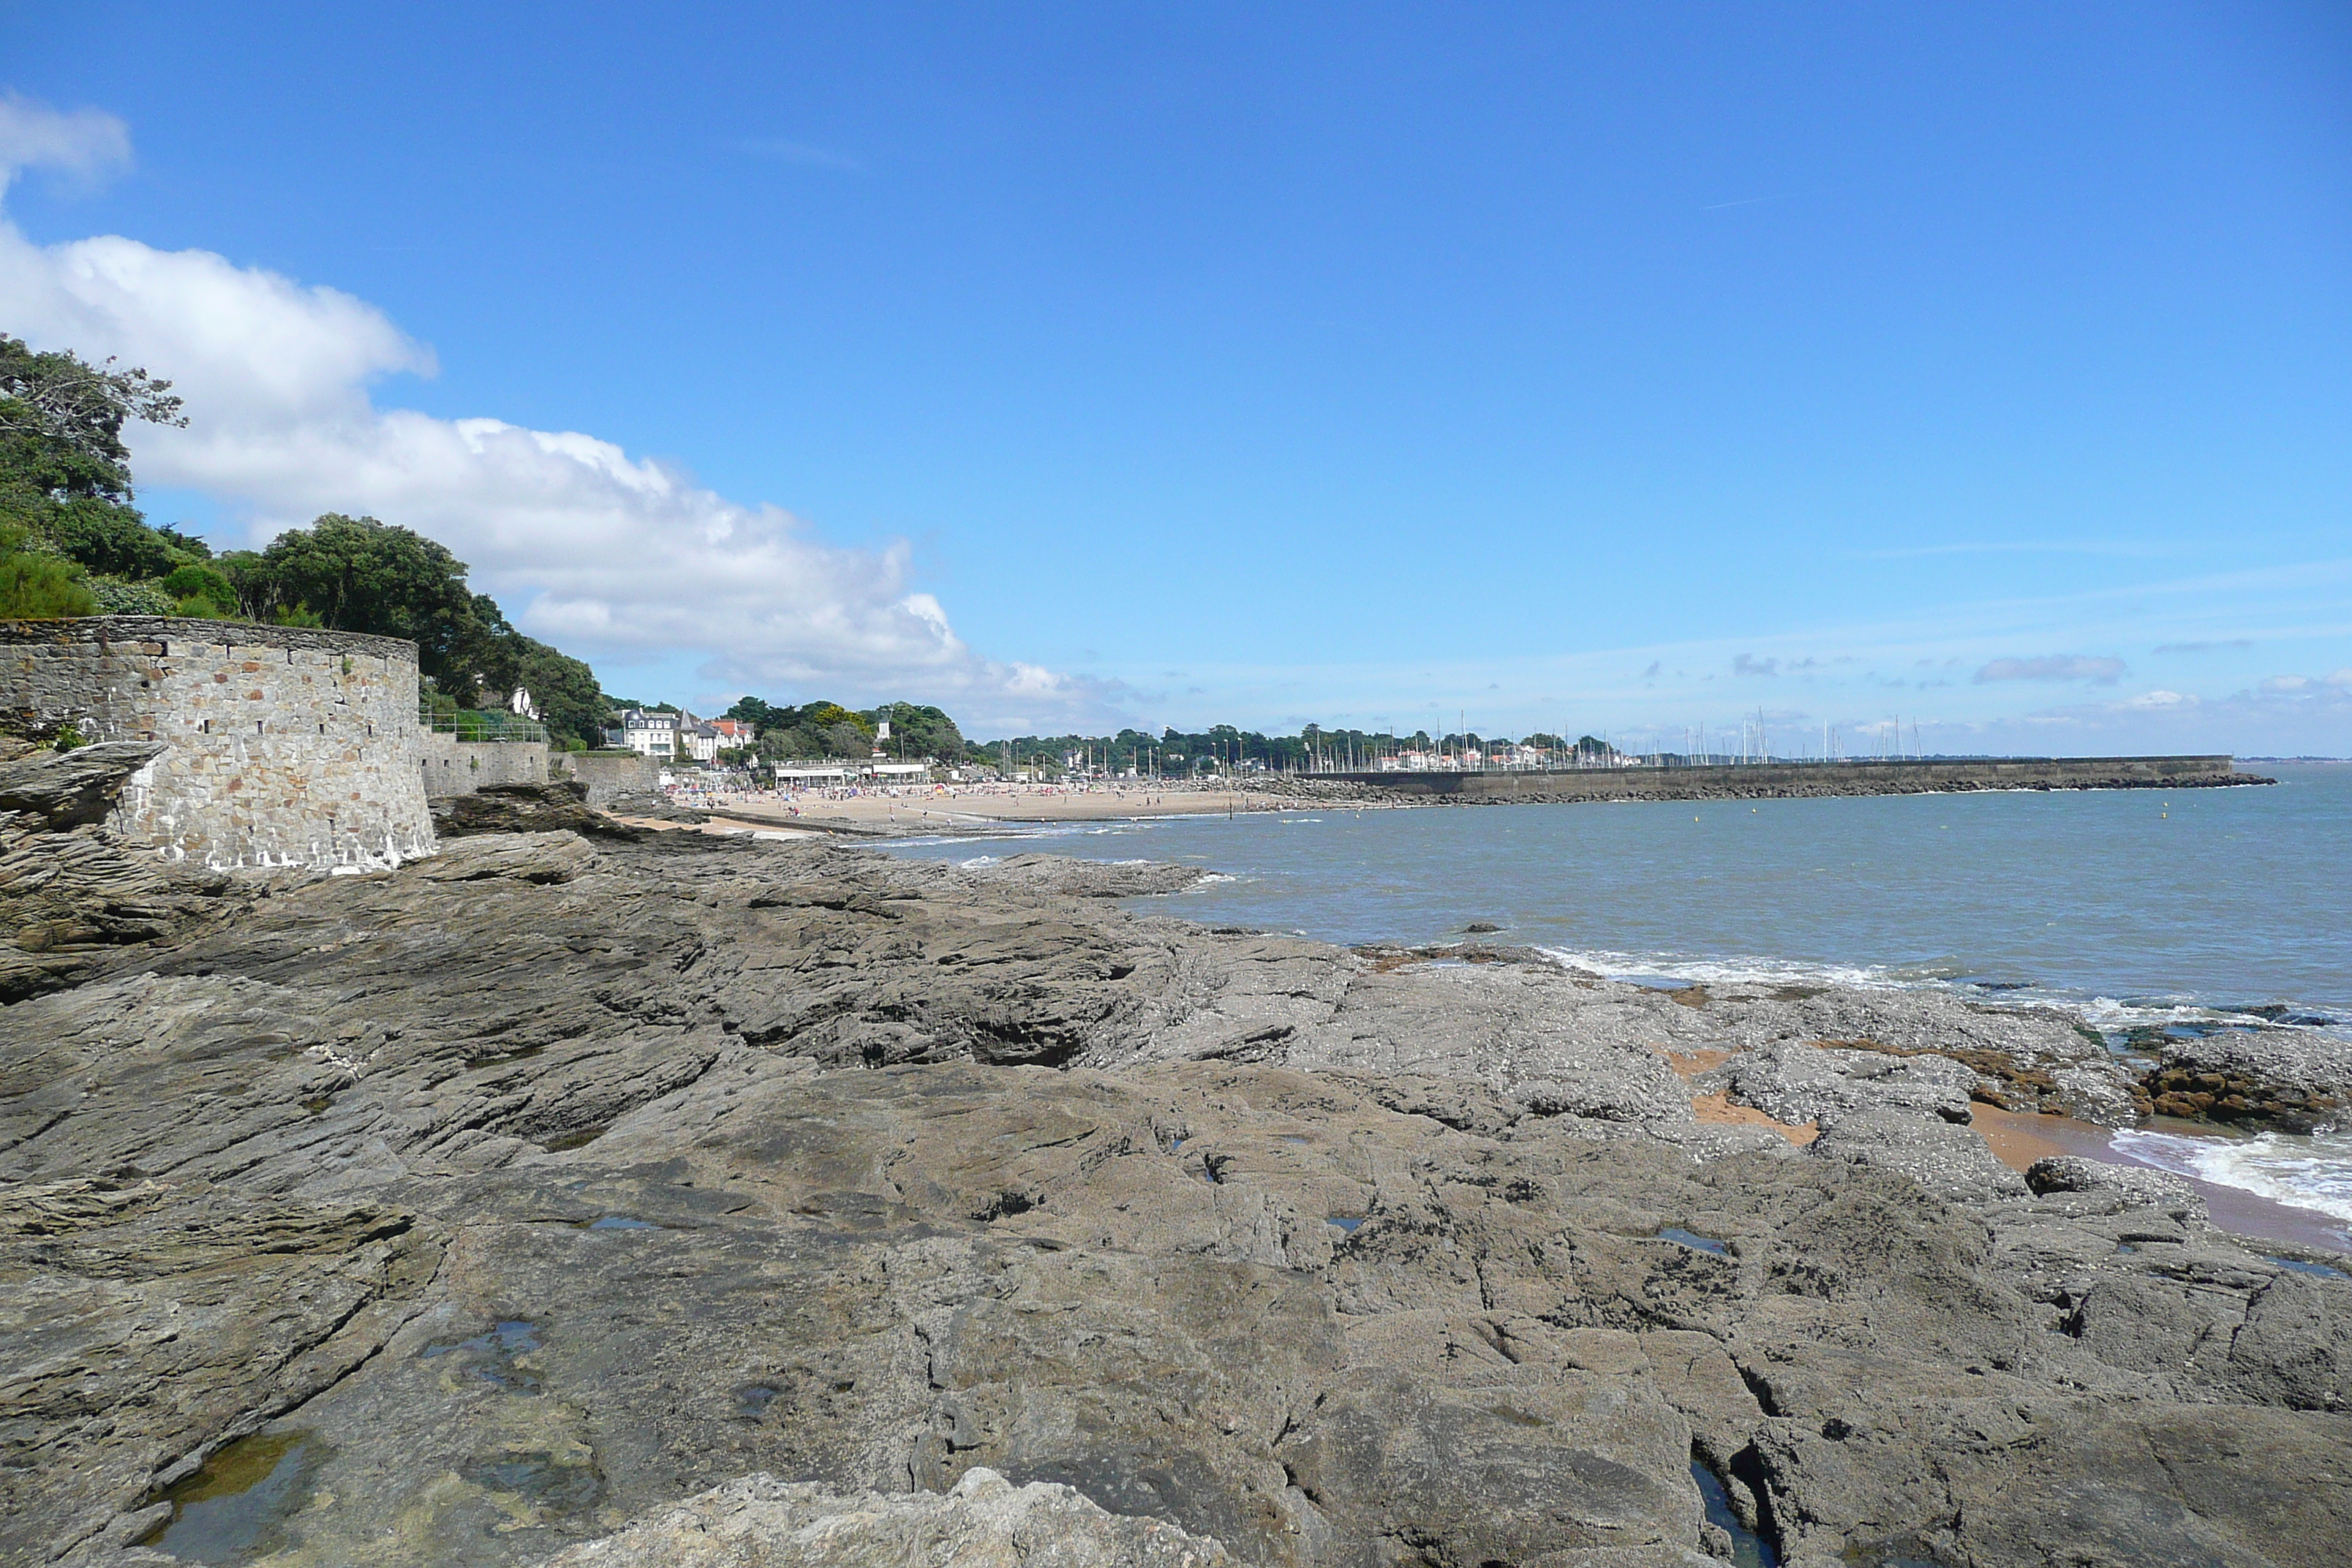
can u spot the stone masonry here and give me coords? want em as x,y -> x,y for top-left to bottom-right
421,731 -> 550,798
0,616 -> 435,869
553,750 -> 663,805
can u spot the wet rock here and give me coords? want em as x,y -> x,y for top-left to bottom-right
0,1184 -> 434,1566
959,853 -> 1208,897
2144,1031 -> 2352,1131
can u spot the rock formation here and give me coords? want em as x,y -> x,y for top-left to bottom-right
1,743 -> 2345,1568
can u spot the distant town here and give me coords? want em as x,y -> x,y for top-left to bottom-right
573,697 -> 1926,783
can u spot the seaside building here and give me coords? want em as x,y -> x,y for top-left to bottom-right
614,709 -> 682,759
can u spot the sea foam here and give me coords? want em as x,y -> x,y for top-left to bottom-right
2112,1128 -> 2352,1224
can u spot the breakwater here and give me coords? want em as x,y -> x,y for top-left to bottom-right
1312,753 -> 2261,804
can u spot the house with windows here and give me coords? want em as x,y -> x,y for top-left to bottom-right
616,709 -> 683,759
608,709 -> 742,767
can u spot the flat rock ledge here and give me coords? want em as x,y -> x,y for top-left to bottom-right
2,740 -> 2347,1568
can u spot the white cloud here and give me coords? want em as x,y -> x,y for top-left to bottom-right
2119,689 -> 2193,709
0,200 -> 1117,731
2329,668 -> 2352,689
0,94 -> 131,195
2259,674 -> 2312,693
1974,655 -> 2126,685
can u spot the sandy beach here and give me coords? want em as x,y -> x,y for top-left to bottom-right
681,781 -> 1299,838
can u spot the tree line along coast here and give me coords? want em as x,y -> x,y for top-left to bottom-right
4,333 -> 1631,780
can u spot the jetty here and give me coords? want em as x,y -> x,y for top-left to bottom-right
1303,753 -> 2262,804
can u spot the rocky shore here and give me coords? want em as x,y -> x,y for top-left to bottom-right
3,751 -> 2347,1568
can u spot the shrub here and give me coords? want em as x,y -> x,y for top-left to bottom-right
162,563 -> 240,611
0,549 -> 95,618
86,575 -> 177,614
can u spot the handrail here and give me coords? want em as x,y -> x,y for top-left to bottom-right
418,703 -> 547,742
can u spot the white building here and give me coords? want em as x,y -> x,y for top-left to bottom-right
618,709 -> 682,759
773,764 -> 853,785
615,709 -> 734,766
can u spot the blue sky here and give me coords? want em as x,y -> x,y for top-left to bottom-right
3,3 -> 2348,752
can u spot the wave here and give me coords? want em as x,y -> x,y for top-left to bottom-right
1529,945 -> 2351,1049
2113,1128 -> 2352,1225
1532,945 -> 1950,995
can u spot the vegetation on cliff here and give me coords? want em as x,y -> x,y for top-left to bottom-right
0,337 -> 608,747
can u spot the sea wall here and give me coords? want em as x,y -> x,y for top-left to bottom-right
0,615 -> 434,868
421,731 -> 549,797
1322,755 -> 2256,804
553,750 -> 661,805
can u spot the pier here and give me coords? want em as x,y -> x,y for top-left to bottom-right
1310,754 -> 2262,804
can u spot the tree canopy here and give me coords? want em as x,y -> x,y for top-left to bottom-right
222,515 -> 477,662
0,334 -> 184,510
203,515 -> 604,746
717,696 -> 979,762
0,335 -> 197,618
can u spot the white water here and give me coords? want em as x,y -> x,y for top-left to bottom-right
2114,1128 -> 2352,1226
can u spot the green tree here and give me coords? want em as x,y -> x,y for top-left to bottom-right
862,701 -> 968,760
463,599 -> 606,747
0,336 -> 192,588
800,701 -> 870,737
42,502 -> 178,579
0,335 -> 184,505
225,514 -> 483,679
724,696 -> 791,731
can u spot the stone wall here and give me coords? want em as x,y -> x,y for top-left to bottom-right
552,750 -> 662,805
0,616 -> 434,869
421,732 -> 549,797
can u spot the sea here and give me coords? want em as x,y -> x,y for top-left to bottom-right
882,762 -> 2352,1251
